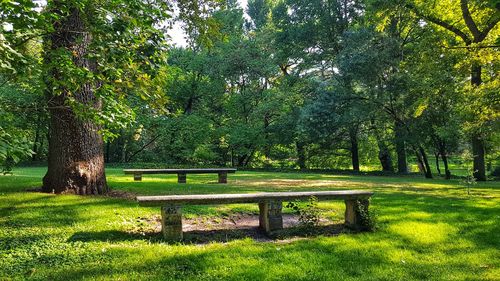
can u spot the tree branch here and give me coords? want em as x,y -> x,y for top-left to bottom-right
126,134 -> 161,162
460,0 -> 481,39
405,2 -> 472,45
444,45 -> 500,49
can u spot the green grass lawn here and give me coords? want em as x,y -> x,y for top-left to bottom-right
1,167 -> 499,280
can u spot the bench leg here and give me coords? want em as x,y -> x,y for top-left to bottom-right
134,173 -> 142,181
218,172 -> 228,184
259,200 -> 283,234
177,173 -> 186,183
344,199 -> 370,231
161,205 -> 183,241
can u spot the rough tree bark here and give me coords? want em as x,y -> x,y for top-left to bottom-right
470,64 -> 486,181
377,140 -> 393,172
472,134 -> 486,181
42,4 -> 108,194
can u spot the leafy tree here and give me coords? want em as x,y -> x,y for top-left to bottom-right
0,0 -> 220,194
247,0 -> 272,30
400,0 -> 500,180
0,83 -> 35,172
300,80 -> 366,171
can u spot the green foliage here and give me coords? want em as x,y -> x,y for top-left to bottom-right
0,79 -> 38,171
1,0 -> 225,141
356,199 -> 378,232
286,196 -> 321,227
0,129 -> 33,174
247,0 -> 272,29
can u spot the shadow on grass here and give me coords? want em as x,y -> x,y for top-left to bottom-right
42,235 -> 390,281
68,230 -> 150,243
68,224 -> 346,245
185,223 -> 347,244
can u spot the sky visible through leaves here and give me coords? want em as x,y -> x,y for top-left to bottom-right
2,0 -> 249,47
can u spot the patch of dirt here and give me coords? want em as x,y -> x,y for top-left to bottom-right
184,213 -> 304,230
131,213 -> 345,244
105,190 -> 137,200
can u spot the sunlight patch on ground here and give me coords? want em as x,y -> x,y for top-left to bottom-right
231,179 -> 428,192
388,222 -> 456,245
404,211 -> 434,220
233,179 -> 376,189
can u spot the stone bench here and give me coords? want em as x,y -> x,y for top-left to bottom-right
136,190 -> 374,241
123,168 -> 237,183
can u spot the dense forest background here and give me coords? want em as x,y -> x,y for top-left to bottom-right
1,0 -> 499,179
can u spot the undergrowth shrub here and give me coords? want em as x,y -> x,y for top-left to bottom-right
286,196 -> 321,227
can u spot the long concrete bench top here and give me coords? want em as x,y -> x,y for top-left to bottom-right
124,168 -> 237,174
137,190 -> 373,206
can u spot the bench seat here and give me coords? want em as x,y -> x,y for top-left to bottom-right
124,168 -> 237,183
137,190 -> 374,241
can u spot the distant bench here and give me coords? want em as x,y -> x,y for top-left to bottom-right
137,190 -> 374,241
123,168 -> 237,183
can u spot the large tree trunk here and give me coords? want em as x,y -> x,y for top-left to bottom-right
394,122 -> 408,174
42,4 -> 108,195
377,140 -> 393,172
471,64 -> 486,181
349,128 -> 360,171
472,136 -> 486,181
296,141 -> 306,170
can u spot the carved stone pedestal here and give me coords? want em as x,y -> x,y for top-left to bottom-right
161,205 -> 183,241
259,200 -> 283,234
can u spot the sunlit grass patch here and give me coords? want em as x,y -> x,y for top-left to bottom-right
388,222 -> 457,245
